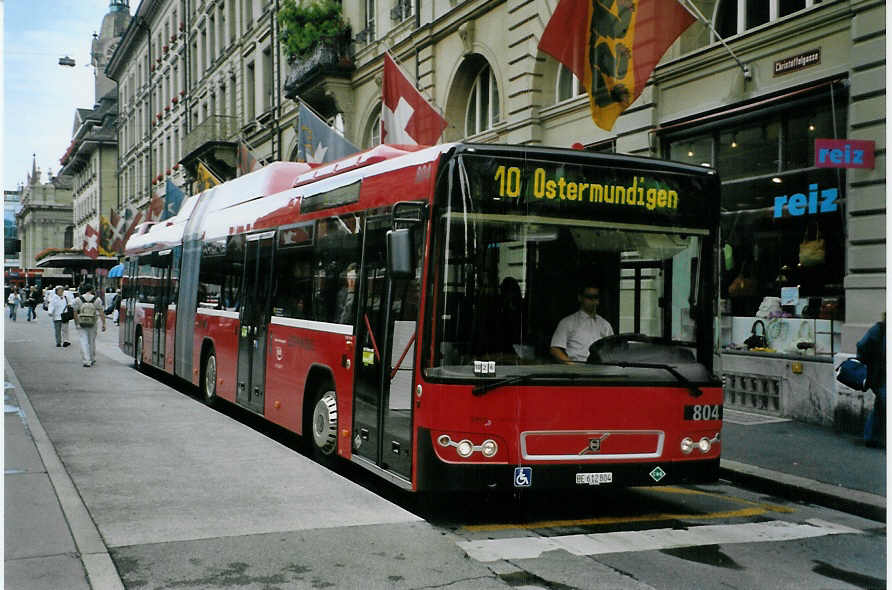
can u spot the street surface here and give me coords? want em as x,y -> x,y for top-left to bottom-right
5,316 -> 886,589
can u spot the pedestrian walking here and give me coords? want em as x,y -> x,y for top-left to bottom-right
60,288 -> 75,347
25,286 -> 39,321
73,284 -> 106,367
7,288 -> 21,321
858,314 -> 886,448
48,286 -> 69,347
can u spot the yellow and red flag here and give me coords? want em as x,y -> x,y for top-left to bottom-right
538,0 -> 694,131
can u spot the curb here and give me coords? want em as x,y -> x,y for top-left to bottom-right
720,459 -> 886,523
5,358 -> 126,590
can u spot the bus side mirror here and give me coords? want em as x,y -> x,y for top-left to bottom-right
387,228 -> 414,280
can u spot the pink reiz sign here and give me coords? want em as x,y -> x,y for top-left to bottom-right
815,138 -> 875,169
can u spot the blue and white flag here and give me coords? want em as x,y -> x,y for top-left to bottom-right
297,102 -> 360,164
162,178 -> 185,221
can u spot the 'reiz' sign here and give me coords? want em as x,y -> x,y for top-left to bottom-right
815,139 -> 875,169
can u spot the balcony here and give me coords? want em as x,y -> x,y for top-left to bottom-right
283,35 -> 354,101
181,115 -> 240,182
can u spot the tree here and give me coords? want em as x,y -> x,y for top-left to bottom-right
278,0 -> 349,61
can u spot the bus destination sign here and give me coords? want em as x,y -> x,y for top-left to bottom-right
494,164 -> 680,213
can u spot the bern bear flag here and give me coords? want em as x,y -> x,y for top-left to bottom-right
538,0 -> 695,131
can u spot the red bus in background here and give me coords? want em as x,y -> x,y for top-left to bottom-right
121,143 -> 723,491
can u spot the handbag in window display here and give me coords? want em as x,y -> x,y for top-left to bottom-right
799,221 -> 826,267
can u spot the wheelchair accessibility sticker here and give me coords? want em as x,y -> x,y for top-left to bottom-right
514,466 -> 532,487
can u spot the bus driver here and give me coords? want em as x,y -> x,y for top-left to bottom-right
550,284 -> 614,363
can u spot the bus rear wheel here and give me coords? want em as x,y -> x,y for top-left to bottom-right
201,349 -> 217,405
310,389 -> 338,460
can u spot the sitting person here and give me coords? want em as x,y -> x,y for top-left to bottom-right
550,283 -> 614,363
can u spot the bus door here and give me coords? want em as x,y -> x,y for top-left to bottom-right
353,208 -> 424,480
236,231 -> 274,412
151,250 -> 173,368
121,259 -> 136,356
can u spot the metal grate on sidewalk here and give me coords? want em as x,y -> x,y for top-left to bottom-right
724,372 -> 782,415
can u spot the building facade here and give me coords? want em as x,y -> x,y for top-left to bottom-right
15,158 -> 74,285
105,0 -> 884,428
59,0 -> 131,247
108,0 -> 296,213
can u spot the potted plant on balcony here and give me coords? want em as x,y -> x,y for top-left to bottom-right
278,0 -> 349,61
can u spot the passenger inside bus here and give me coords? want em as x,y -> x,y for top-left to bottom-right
549,283 -> 615,363
335,263 -> 358,324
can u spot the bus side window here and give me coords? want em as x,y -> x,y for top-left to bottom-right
313,215 -> 363,324
272,247 -> 313,319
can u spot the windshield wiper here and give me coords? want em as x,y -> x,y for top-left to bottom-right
590,361 -> 704,398
472,373 -> 577,396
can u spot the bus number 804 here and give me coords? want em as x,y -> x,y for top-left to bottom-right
684,404 -> 722,421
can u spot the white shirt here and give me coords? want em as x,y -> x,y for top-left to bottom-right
48,292 -> 68,320
550,310 -> 614,362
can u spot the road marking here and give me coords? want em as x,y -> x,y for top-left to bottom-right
461,487 -> 795,533
463,507 -> 779,533
458,519 -> 861,562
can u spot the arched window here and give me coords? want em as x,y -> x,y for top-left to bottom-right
556,65 -> 584,102
465,64 -> 500,137
364,103 -> 381,148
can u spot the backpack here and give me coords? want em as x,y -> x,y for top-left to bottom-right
78,295 -> 98,327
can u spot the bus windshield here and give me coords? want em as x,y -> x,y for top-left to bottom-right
424,152 -> 716,384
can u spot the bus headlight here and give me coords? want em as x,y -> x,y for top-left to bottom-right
480,439 -> 498,458
698,437 -> 712,453
456,439 -> 474,458
680,437 -> 694,454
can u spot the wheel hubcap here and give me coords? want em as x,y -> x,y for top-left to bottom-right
204,355 -> 216,400
312,392 -> 338,455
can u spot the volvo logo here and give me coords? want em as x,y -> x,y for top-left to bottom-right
580,433 -> 610,455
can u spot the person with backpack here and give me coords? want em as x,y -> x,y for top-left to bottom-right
73,283 -> 106,367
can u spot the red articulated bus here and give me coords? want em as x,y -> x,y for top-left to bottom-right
121,143 -> 724,491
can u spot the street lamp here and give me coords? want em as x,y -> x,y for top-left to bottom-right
58,55 -> 76,67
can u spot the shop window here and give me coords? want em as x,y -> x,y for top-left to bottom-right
662,87 -> 847,357
717,120 -> 780,181
668,135 -> 713,168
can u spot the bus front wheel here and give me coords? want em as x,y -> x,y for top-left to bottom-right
310,389 -> 338,460
201,349 -> 218,405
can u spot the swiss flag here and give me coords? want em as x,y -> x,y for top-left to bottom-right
83,224 -> 99,259
381,53 -> 448,145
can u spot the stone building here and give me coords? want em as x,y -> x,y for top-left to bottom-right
107,0 -> 294,212
59,0 -> 131,247
15,157 -> 74,284
104,0 -> 883,428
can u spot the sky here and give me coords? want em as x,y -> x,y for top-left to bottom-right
3,1 -> 114,191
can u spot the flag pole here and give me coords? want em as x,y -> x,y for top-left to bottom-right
676,0 -> 751,80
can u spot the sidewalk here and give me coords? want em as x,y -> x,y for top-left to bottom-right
720,408 -> 886,522
3,317 -> 886,588
5,342 -> 124,589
